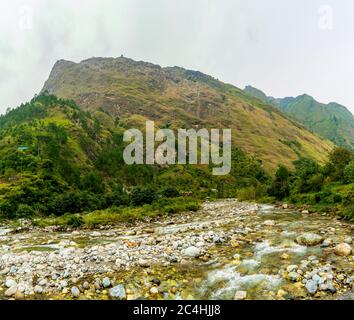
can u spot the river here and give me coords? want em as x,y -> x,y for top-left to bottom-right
0,199 -> 353,300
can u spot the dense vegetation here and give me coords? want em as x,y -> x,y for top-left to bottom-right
0,92 -> 352,225
267,147 -> 354,220
0,93 -> 269,224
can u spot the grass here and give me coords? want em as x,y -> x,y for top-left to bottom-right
31,197 -> 200,228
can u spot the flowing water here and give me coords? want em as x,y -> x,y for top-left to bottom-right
0,200 -> 353,300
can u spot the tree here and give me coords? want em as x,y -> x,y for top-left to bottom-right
268,165 -> 291,200
293,158 -> 322,193
325,147 -> 353,181
344,161 -> 354,183
81,171 -> 105,194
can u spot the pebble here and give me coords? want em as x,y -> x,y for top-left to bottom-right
71,286 -> 80,298
305,280 -> 318,295
34,285 -> 43,294
5,279 -> 17,288
109,285 -> 126,300
5,285 -> 17,297
102,277 -> 111,288
234,290 -> 247,300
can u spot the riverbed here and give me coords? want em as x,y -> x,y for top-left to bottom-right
0,199 -> 353,300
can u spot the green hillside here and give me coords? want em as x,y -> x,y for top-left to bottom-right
244,86 -> 354,150
0,93 -> 271,219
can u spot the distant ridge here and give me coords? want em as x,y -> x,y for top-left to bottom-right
244,85 -> 354,150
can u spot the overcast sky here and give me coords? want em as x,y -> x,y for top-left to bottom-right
1,0 -> 354,115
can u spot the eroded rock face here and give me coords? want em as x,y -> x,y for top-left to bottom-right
334,243 -> 352,256
295,233 -> 324,246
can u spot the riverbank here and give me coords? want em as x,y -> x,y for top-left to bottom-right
0,199 -> 353,300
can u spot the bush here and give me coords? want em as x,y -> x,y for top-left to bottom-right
130,186 -> 157,206
237,187 -> 256,201
160,186 -> 180,198
153,197 -> 200,214
16,204 -> 35,218
66,215 -> 84,228
344,161 -> 354,183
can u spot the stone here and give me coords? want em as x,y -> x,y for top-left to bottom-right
71,286 -> 80,298
305,280 -> 318,295
296,233 -> 323,246
150,287 -> 159,294
288,272 -> 301,282
34,285 -> 43,294
234,290 -> 247,300
138,259 -> 150,268
102,277 -> 111,288
109,285 -> 126,300
5,278 -> 17,288
14,291 -> 24,300
263,220 -> 276,226
281,253 -> 290,260
344,236 -> 353,244
5,285 -> 17,297
334,243 -> 352,256
301,210 -> 309,214
286,265 -> 298,273
322,238 -> 333,247
183,246 -> 201,258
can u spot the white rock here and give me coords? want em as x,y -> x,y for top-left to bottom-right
234,290 -> 247,300
71,286 -> 80,297
5,279 -> 17,288
183,246 -> 201,258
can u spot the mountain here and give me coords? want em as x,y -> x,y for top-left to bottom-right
41,57 -> 333,171
244,85 -> 354,150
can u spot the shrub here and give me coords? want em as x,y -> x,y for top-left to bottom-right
344,161 -> 354,183
16,204 -> 35,218
237,187 -> 256,201
66,215 -> 84,228
160,186 -> 180,198
130,186 -> 157,206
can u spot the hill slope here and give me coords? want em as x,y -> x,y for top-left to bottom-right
244,85 -> 354,150
41,57 -> 333,171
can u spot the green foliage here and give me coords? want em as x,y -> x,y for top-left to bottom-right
268,165 -> 291,200
160,186 -> 180,198
130,186 -> 157,206
80,171 -> 105,193
292,158 -> 323,193
15,204 -> 34,218
325,147 -> 353,182
344,161 -> 354,183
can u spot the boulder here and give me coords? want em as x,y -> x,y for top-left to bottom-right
334,243 -> 352,256
295,233 -> 323,246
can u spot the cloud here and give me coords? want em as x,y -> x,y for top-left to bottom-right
0,0 -> 353,115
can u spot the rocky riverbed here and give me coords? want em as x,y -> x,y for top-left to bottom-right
0,199 -> 353,300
